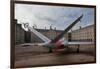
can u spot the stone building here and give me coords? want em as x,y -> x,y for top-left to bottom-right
15,19 -> 31,44
15,19 -> 25,44
69,25 -> 94,42
15,19 -> 95,45
15,19 -> 63,44
30,27 -> 63,43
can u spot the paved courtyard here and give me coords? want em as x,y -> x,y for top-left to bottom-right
14,44 -> 95,68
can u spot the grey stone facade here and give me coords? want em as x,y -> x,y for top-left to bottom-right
15,19 -> 94,45
15,19 -> 25,44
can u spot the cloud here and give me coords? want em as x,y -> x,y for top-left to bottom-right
15,4 -> 94,30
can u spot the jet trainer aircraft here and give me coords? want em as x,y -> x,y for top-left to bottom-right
21,14 -> 94,53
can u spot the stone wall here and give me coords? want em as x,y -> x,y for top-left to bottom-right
15,19 -> 94,44
15,19 -> 25,44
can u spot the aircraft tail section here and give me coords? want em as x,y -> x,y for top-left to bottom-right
51,14 -> 83,43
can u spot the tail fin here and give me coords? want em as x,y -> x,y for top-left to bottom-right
51,14 -> 83,43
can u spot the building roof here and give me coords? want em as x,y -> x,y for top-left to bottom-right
70,24 -> 94,33
35,28 -> 63,32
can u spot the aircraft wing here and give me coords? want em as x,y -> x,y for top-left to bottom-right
67,41 -> 94,45
22,23 -> 51,43
51,14 -> 83,43
18,42 -> 48,46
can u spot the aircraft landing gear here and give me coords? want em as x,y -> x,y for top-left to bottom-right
49,48 -> 52,53
77,45 -> 80,53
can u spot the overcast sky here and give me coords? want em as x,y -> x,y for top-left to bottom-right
15,4 -> 94,30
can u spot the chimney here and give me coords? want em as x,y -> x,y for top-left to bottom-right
54,27 -> 56,31
50,25 -> 52,30
45,27 -> 46,30
33,24 -> 37,29
33,26 -> 35,29
79,26 -> 82,29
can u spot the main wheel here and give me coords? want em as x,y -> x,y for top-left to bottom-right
49,48 -> 52,53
